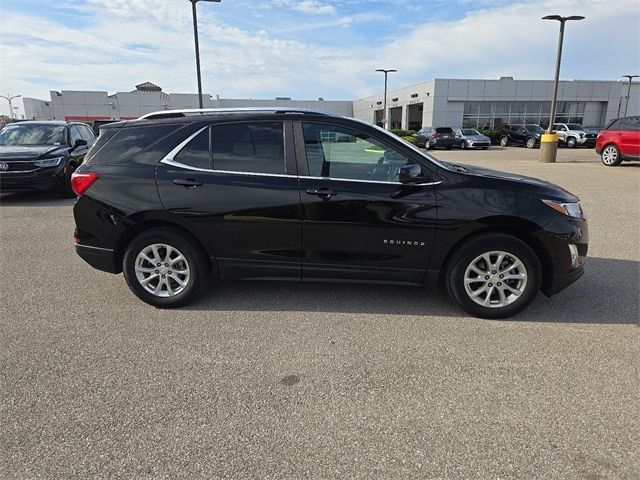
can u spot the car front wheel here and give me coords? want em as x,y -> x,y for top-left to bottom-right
123,228 -> 210,307
566,137 -> 577,148
446,234 -> 541,318
500,136 -> 509,147
601,144 -> 622,166
526,137 -> 536,149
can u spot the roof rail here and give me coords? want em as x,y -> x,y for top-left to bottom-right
136,107 -> 335,121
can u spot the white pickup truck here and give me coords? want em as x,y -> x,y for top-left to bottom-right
552,123 -> 596,148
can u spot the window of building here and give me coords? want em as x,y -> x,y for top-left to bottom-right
211,122 -> 284,174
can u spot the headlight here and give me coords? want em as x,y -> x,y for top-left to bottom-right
542,199 -> 585,219
34,156 -> 64,167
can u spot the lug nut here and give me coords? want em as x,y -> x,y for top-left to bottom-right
499,274 -> 504,278
161,274 -> 166,278
488,283 -> 493,287
157,263 -> 161,267
165,263 -> 169,267
155,270 -> 159,274
168,271 -> 172,274
497,282 -> 502,286
485,275 -> 490,280
492,270 -> 497,274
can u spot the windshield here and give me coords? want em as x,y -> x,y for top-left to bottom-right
461,129 -> 480,136
565,124 -> 583,130
0,124 -> 66,146
525,125 -> 544,133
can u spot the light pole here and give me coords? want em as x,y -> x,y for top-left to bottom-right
188,0 -> 221,109
622,75 -> 639,117
0,94 -> 21,119
539,15 -> 584,163
375,68 -> 396,129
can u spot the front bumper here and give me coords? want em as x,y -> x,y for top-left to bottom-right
468,141 -> 490,149
0,165 -> 66,192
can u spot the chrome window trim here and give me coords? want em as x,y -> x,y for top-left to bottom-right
160,158 -> 441,186
161,125 -> 209,165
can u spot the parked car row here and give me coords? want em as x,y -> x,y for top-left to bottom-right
412,127 -> 491,150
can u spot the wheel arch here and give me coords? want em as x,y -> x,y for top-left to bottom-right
435,221 -> 553,293
114,219 -> 218,278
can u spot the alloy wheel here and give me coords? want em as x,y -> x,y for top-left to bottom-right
602,146 -> 618,165
463,251 -> 528,308
134,244 -> 191,297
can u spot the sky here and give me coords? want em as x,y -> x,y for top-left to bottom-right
1,0 -> 639,116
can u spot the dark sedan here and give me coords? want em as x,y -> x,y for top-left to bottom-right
0,121 -> 95,197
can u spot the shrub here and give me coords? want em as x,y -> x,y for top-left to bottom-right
390,129 -> 416,137
401,135 -> 417,145
478,128 -> 501,145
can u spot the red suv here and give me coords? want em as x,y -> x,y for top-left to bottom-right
596,116 -> 640,166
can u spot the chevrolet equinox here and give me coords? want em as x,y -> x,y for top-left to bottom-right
72,108 -> 588,318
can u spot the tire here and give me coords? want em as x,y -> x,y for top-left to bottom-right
601,144 -> 622,166
446,233 -> 542,319
123,228 -> 210,308
526,137 -> 536,149
445,145 -> 452,150
500,136 -> 509,147
566,137 -> 577,148
460,140 -> 467,150
482,146 -> 489,150
59,162 -> 78,198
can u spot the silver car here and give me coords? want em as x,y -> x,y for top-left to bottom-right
454,128 -> 491,150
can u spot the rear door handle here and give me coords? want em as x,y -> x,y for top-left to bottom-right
306,187 -> 336,198
173,178 -> 203,188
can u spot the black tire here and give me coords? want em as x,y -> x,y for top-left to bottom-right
566,137 -> 577,148
601,144 -> 622,166
500,136 -> 509,147
59,162 -> 78,198
460,140 -> 467,150
446,233 -> 542,319
445,145 -> 452,150
526,137 -> 536,149
123,228 -> 210,308
482,146 -> 489,150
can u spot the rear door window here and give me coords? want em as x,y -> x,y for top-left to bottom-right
174,129 -> 210,170
211,122 -> 284,174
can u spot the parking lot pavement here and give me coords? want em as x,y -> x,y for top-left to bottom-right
1,148 -> 639,479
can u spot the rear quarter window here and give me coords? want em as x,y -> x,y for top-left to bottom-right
88,124 -> 181,164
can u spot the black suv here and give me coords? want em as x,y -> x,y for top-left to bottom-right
0,120 -> 95,196
72,108 -> 588,318
499,124 -> 544,148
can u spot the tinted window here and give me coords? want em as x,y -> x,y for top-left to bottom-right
302,123 -> 411,182
79,125 -> 95,140
607,119 -> 626,130
211,122 -> 284,174
175,129 -> 210,169
90,124 -> 180,164
435,127 -> 454,134
70,126 -> 83,144
626,117 -> 640,131
84,127 -> 120,164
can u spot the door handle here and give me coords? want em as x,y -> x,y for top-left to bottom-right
306,187 -> 336,198
173,178 -> 203,188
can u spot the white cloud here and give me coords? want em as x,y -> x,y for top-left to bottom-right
0,0 -> 638,117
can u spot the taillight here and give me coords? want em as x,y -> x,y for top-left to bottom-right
71,171 -> 99,196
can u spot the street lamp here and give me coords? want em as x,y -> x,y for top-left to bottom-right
375,68 -> 397,129
188,0 -> 221,109
622,74 -> 639,117
0,94 -> 21,119
539,15 -> 584,163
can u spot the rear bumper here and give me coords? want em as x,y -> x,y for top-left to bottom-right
75,244 -> 119,273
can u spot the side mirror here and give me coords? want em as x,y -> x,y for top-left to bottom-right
398,164 -> 423,183
74,139 -> 87,148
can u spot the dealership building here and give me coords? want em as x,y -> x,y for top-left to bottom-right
22,78 -> 639,130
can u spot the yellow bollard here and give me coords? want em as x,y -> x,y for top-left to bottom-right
539,133 -> 559,163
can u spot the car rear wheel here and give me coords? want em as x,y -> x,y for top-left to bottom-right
601,144 -> 622,166
446,234 -> 541,318
566,137 -> 577,148
526,137 -> 536,149
123,228 -> 210,308
500,136 -> 509,147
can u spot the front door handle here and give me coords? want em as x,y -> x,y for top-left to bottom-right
173,178 -> 203,188
306,187 -> 336,198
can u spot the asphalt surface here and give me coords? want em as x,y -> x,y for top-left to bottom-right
1,147 -> 639,479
